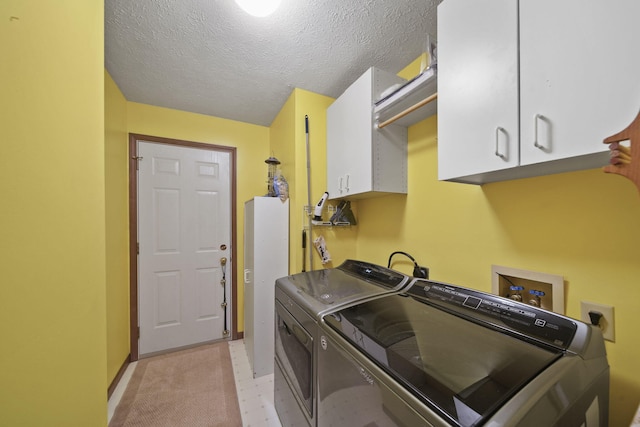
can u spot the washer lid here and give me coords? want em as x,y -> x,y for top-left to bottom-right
323,288 -> 565,427
276,259 -> 409,318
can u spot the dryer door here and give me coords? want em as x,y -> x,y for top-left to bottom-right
274,301 -> 313,418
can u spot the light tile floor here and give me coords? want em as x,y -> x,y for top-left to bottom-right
229,339 -> 282,427
107,340 -> 282,427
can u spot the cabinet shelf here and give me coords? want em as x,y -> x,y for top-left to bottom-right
374,67 -> 438,128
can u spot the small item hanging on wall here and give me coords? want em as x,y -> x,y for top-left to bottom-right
603,109 -> 640,194
265,156 -> 281,197
314,235 -> 331,265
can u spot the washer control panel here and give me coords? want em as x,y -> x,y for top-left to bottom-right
410,279 -> 577,349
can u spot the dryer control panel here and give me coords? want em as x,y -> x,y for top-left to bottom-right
338,259 -> 408,289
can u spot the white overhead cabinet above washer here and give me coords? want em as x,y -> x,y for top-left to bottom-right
437,0 -> 640,185
326,67 -> 408,199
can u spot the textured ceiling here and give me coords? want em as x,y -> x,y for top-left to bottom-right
105,0 -> 442,127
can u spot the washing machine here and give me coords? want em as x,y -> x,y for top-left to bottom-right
317,278 -> 609,426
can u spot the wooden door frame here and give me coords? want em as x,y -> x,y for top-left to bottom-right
128,133 -> 238,361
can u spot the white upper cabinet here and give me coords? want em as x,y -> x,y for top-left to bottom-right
519,0 -> 640,165
438,0 -> 640,184
437,0 -> 519,182
327,67 -> 408,199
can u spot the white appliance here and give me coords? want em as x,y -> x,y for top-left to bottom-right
244,196 -> 289,378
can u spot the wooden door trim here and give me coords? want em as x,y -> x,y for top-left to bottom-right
128,133 -> 238,361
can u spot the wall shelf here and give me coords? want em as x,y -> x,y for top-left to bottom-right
374,67 -> 438,128
303,205 -> 353,227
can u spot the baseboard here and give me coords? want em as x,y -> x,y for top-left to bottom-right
107,354 -> 131,399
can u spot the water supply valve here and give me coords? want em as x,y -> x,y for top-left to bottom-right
507,286 -> 524,302
528,290 -> 545,307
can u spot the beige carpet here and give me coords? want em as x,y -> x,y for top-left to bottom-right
110,342 -> 242,427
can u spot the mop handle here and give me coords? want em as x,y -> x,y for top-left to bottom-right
305,115 -> 314,270
305,115 -> 311,191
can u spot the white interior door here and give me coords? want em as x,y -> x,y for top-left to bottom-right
137,141 -> 231,356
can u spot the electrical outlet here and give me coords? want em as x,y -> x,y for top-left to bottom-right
413,265 -> 429,279
581,301 -> 615,342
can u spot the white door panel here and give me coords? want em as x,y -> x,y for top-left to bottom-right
520,0 -> 640,165
138,141 -> 231,356
437,0 -> 519,180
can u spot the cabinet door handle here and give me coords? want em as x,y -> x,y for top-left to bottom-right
345,174 -> 350,192
339,176 -> 343,194
534,114 -> 544,149
495,127 -> 506,159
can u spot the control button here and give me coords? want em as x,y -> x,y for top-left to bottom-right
535,319 -> 546,327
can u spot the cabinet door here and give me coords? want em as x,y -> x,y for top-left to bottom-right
244,197 -> 289,378
327,69 -> 373,198
520,0 -> 640,165
437,0 -> 519,181
243,199 -> 255,372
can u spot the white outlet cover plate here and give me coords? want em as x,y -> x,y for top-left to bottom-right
580,301 -> 615,342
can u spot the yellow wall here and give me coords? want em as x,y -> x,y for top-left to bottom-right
270,89 -> 339,273
312,59 -> 640,425
269,90 -> 299,269
126,102 -> 270,333
0,1 -> 108,425
105,71 -> 130,384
